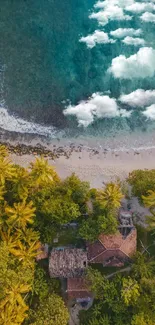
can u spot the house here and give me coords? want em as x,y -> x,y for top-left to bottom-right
87,210 -> 137,267
49,248 -> 88,278
67,278 -> 92,303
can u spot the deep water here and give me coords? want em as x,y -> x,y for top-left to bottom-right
0,0 -> 155,139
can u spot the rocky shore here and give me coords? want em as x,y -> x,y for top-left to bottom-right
0,140 -> 101,161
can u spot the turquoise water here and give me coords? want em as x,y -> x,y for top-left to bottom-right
0,0 -> 155,138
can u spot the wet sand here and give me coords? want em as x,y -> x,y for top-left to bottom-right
9,142 -> 155,188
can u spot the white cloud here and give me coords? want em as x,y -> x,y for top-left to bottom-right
143,104 -> 155,119
119,89 -> 155,107
95,0 -> 134,9
79,30 -> 116,48
63,93 -> 131,127
110,28 -> 142,38
141,12 -> 155,22
122,36 -> 145,46
125,2 -> 155,13
109,47 -> 155,79
89,5 -> 132,26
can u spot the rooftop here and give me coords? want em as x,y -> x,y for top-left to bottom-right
49,248 -> 87,278
67,278 -> 92,299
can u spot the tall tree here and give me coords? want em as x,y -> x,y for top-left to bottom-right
9,240 -> 40,267
29,157 -> 60,186
128,169 -> 155,201
30,294 -> 69,325
95,182 -> 124,212
5,201 -> 36,230
121,277 -> 140,306
0,157 -> 16,185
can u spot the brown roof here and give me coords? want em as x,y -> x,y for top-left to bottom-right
49,248 -> 87,278
99,229 -> 137,257
67,278 -> 92,299
88,229 -> 137,264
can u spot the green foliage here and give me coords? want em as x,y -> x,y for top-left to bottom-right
79,213 -> 118,241
131,252 -> 154,280
32,265 -> 49,301
131,313 -> 154,325
121,277 -> 140,306
128,169 -> 155,201
30,294 -> 69,325
40,195 -> 80,224
63,173 -> 90,212
95,182 -> 124,211
86,268 -> 106,299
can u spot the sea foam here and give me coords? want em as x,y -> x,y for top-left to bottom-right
0,105 -> 57,137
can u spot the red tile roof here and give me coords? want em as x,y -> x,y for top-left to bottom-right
99,229 -> 137,257
87,229 -> 137,265
67,278 -> 92,299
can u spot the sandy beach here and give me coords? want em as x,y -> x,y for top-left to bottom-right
10,142 -> 155,188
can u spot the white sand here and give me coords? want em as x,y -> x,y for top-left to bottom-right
10,145 -> 155,188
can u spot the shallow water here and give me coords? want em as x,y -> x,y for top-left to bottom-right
0,0 -> 155,140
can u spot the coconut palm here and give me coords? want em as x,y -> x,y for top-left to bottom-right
5,201 -> 36,230
0,145 -> 8,158
0,157 -> 16,185
0,283 -> 31,309
96,182 -> 124,211
0,230 -> 21,250
11,167 -> 29,200
29,156 -> 60,186
0,185 -> 5,201
0,303 -> 29,325
17,228 -> 40,246
9,240 -> 40,267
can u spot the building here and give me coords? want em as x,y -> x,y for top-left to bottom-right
49,248 -> 88,278
87,210 -> 137,267
67,278 -> 92,303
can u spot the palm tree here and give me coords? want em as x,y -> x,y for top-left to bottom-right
0,185 -> 5,201
5,201 -> 36,230
29,156 -> 60,186
9,240 -> 41,267
0,145 -> 8,158
0,283 -> 31,309
0,157 -> 16,185
0,303 -> 29,325
0,282 -> 30,325
0,230 -> 21,251
17,228 -> 40,246
142,190 -> 155,231
96,182 -> 124,211
11,166 -> 29,200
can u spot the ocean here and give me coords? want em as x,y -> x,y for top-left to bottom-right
0,0 -> 155,145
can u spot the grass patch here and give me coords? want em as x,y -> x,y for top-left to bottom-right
52,227 -> 84,248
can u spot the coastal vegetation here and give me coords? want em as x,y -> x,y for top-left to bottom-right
0,145 -> 155,324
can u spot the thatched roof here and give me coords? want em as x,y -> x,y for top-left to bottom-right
49,248 -> 87,278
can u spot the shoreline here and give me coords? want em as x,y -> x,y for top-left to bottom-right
2,138 -> 155,188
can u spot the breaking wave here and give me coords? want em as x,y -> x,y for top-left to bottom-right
0,105 -> 57,137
